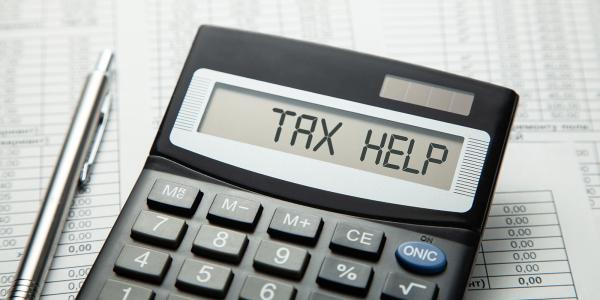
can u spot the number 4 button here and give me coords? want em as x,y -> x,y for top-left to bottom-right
114,244 -> 171,283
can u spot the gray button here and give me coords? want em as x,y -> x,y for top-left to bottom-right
239,276 -> 296,300
381,272 -> 438,300
114,244 -> 171,283
147,179 -> 202,216
98,279 -> 154,300
192,224 -> 248,263
316,256 -> 373,296
167,294 -> 195,300
308,292 -> 343,300
131,210 -> 187,248
253,240 -> 310,280
207,194 -> 262,230
175,258 -> 233,298
268,208 -> 322,245
330,222 -> 385,260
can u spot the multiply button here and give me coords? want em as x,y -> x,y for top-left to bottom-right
381,272 -> 438,300
395,241 -> 447,275
147,179 -> 202,216
268,208 -> 323,245
330,222 -> 385,260
207,194 -> 262,231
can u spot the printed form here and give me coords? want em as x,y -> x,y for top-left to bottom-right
1,0 -> 600,299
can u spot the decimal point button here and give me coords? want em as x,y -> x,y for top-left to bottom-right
395,241 -> 447,275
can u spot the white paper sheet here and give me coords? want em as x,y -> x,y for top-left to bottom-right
2,1 -> 600,299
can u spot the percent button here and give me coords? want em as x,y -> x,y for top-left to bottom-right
316,256 -> 373,296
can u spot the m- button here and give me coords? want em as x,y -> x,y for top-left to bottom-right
207,194 -> 262,231
268,208 -> 323,245
147,179 -> 202,216
330,222 -> 385,260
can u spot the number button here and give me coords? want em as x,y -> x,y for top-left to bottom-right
207,194 -> 262,231
131,210 -> 187,248
147,179 -> 202,216
239,276 -> 296,300
192,224 -> 248,263
381,272 -> 438,300
268,208 -> 323,245
308,292 -> 344,300
316,256 -> 373,296
98,279 -> 154,300
253,240 -> 310,280
175,258 -> 233,298
114,244 -> 171,283
330,222 -> 385,260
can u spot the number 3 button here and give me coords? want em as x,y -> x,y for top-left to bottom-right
175,258 -> 233,298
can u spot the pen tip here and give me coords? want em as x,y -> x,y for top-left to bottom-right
95,49 -> 114,72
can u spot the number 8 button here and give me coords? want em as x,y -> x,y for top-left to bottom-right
192,224 -> 249,263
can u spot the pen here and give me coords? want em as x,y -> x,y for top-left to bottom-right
9,50 -> 114,300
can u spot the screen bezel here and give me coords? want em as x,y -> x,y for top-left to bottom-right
152,26 -> 518,231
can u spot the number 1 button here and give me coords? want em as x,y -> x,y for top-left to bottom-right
175,258 -> 233,298
98,279 -> 154,300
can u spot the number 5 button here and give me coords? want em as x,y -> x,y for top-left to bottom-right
175,258 -> 233,298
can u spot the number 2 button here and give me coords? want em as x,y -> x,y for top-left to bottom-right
176,258 -> 233,298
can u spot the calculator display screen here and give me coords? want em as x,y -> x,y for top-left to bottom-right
198,83 -> 464,190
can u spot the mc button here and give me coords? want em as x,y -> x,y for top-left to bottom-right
395,241 -> 447,275
329,222 -> 385,261
147,179 -> 202,216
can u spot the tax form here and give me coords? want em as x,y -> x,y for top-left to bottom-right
2,0 -> 600,299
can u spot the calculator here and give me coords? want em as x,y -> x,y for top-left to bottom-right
78,26 -> 518,300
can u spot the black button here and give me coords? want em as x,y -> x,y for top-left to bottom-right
381,272 -> 438,300
192,224 -> 248,263
114,245 -> 171,283
239,276 -> 296,300
330,222 -> 385,260
98,279 -> 155,300
175,258 -> 233,298
268,208 -> 323,245
147,179 -> 202,216
308,291 -> 344,300
207,194 -> 262,231
316,256 -> 373,296
131,210 -> 187,248
253,240 -> 310,280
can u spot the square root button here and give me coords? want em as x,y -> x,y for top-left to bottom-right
329,222 -> 385,261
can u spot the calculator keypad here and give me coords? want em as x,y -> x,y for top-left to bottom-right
82,173 -> 464,300
175,258 -> 233,298
253,240 -> 310,280
192,224 -> 248,263
131,210 -> 187,249
114,245 -> 172,283
207,194 -> 262,230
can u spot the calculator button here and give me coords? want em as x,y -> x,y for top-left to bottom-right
192,224 -> 248,263
308,291 -> 344,300
316,256 -> 373,296
207,194 -> 262,231
131,210 -> 187,248
381,272 -> 438,300
147,179 -> 202,216
98,279 -> 155,300
253,240 -> 310,280
167,294 -> 195,300
329,222 -> 385,260
395,241 -> 447,275
239,275 -> 296,300
175,258 -> 233,298
114,244 -> 171,283
268,208 -> 323,245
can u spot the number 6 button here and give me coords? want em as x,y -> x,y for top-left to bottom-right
175,258 -> 233,298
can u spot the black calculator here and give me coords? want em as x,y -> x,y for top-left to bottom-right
78,26 -> 518,300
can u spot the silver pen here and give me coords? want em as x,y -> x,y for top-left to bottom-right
9,50 -> 114,300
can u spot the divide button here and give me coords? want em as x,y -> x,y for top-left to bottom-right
395,241 -> 447,275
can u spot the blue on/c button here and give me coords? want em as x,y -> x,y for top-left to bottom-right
395,241 -> 447,275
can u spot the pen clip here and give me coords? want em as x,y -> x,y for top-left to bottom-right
79,92 -> 112,186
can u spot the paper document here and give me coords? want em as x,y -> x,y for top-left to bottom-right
1,0 -> 600,299
464,143 -> 600,299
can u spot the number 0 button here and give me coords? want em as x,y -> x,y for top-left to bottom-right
240,276 -> 296,300
114,244 -> 171,283
175,258 -> 233,298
